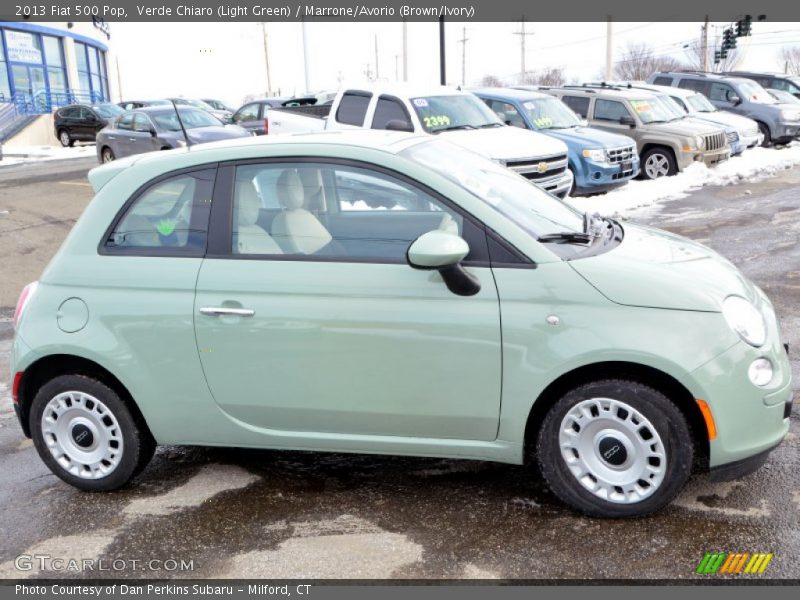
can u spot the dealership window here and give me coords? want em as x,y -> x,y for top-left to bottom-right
75,41 -> 109,101
42,35 -> 67,93
0,34 -> 10,100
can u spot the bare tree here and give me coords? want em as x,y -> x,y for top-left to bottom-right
480,74 -> 503,87
519,67 -> 566,87
683,40 -> 742,72
613,42 -> 684,82
779,46 -> 800,75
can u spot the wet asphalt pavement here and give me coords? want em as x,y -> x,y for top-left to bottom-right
0,160 -> 798,580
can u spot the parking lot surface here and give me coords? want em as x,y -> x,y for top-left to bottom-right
0,160 -> 798,580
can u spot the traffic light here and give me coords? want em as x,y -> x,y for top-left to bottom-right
722,28 -> 737,50
714,50 -> 722,64
735,15 -> 753,37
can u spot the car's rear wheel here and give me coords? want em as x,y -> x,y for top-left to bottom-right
58,129 -> 74,148
536,379 -> 693,517
30,375 -> 155,491
641,147 -> 677,179
101,146 -> 115,163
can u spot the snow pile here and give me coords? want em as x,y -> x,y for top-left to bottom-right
0,143 -> 96,166
568,143 -> 800,217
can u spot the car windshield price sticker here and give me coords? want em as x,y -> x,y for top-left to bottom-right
630,100 -> 653,113
412,98 -> 429,107
423,115 -> 452,129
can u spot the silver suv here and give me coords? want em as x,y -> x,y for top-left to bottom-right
649,72 -> 800,146
540,84 -> 730,179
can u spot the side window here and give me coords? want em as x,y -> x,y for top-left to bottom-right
231,162 -> 466,262
104,169 -> 214,255
488,100 -> 525,128
594,99 -> 630,122
371,95 -> 410,129
561,95 -> 589,118
708,83 -> 736,102
670,96 -> 689,111
653,76 -> 673,86
335,92 -> 372,126
234,103 -> 260,122
678,79 -> 708,94
117,113 -> 134,131
133,113 -> 151,132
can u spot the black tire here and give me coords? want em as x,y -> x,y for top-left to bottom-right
30,374 -> 155,492
101,146 -> 115,163
536,379 -> 693,518
640,147 -> 678,180
58,129 -> 74,148
756,122 -> 771,147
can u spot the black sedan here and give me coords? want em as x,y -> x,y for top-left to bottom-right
53,103 -> 124,147
95,106 -> 251,163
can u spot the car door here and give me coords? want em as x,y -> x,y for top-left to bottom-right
112,113 -> 135,157
194,160 -> 502,443
126,113 -> 160,156
232,102 -> 262,134
589,98 -> 637,136
708,82 -> 743,114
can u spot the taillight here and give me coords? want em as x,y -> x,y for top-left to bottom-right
264,117 -> 269,135
13,281 -> 38,330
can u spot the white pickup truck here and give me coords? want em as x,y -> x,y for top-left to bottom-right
267,84 -> 573,198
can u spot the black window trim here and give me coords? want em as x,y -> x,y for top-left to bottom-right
97,164 -> 219,257
334,90 -> 373,127
205,156 -> 534,269
370,94 -> 412,130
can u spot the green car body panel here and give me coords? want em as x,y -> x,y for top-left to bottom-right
10,132 -> 791,478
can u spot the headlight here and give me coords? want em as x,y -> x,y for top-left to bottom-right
780,109 -> 800,121
722,295 -> 766,347
581,148 -> 606,162
695,135 -> 705,150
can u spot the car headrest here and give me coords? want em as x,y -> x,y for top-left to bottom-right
237,180 -> 261,226
276,170 -> 305,210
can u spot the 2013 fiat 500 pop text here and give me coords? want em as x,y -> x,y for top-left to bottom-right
10,131 -> 792,517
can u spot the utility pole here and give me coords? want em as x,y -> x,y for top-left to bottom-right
439,16 -> 446,85
402,21 -> 408,81
261,22 -> 272,96
115,55 -> 123,101
605,16 -> 613,81
301,19 -> 311,93
374,34 -> 379,80
513,17 -> 534,82
458,27 -> 468,86
701,16 -> 709,72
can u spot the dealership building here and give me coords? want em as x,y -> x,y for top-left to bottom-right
0,20 -> 117,115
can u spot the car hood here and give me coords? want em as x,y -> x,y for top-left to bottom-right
690,110 -> 758,132
569,222 -> 757,312
647,119 -> 723,137
540,126 -> 634,149
440,126 -> 567,160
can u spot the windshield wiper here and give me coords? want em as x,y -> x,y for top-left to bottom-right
433,124 -> 477,133
476,123 -> 504,128
537,231 -> 594,244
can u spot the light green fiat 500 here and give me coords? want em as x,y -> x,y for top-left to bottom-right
10,131 -> 791,517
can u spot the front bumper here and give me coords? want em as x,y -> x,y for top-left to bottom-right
740,131 -> 762,148
774,121 -> 800,140
535,169 -> 573,199
689,318 -> 791,471
573,156 -> 640,195
698,147 -> 731,168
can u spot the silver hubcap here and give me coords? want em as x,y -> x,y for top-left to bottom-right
60,132 -> 70,146
645,153 -> 670,178
103,150 -> 113,163
41,391 -> 123,479
558,397 -> 667,505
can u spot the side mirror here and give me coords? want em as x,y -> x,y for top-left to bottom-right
385,119 -> 414,132
729,94 -> 742,105
619,115 -> 636,128
407,231 -> 480,297
149,127 -> 157,137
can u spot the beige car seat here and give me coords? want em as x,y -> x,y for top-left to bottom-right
271,170 -> 333,255
233,180 -> 283,254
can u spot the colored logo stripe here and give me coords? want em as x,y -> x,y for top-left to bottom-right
698,552 -> 773,574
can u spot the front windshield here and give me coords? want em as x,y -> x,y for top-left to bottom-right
686,93 -> 716,113
629,97 -> 677,123
401,139 -> 583,241
520,96 -> 581,129
93,104 -> 123,118
410,94 -> 502,133
655,95 -> 687,119
152,108 -> 221,131
738,81 -> 776,104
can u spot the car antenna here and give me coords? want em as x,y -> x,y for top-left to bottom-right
170,100 -> 193,148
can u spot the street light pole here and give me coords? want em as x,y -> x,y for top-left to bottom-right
261,22 -> 272,96
439,16 -> 446,85
458,27 -> 469,86
301,19 -> 311,93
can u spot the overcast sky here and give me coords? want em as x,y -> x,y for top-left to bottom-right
111,21 -> 800,106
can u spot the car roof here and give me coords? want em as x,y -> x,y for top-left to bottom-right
470,87 -> 550,100
342,82 -> 469,98
548,85 -> 660,99
654,72 -> 757,86
618,82 -> 696,97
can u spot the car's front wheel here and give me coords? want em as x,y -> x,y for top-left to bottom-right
101,146 -> 115,163
30,375 -> 155,491
641,147 -> 677,179
58,129 -> 74,148
536,379 -> 693,517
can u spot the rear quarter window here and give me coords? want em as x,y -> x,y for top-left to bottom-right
335,92 -> 372,126
653,76 -> 673,86
561,95 -> 590,118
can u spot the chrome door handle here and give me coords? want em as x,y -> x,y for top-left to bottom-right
199,307 -> 255,317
